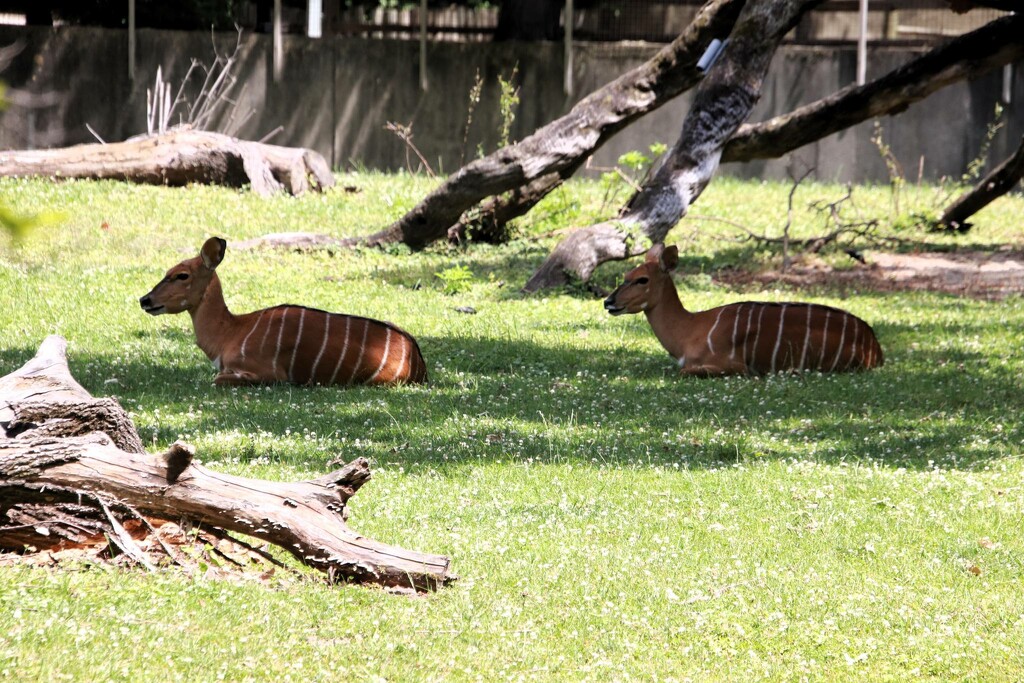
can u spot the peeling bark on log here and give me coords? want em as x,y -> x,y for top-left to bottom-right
939,135 -> 1024,232
0,128 -> 335,198
0,336 -> 453,591
345,0 -> 746,249
723,14 -> 1024,164
523,0 -> 824,291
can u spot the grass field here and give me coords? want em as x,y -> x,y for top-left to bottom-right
1,174 -> 1023,681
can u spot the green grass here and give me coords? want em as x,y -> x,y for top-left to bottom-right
1,174 -> 1023,681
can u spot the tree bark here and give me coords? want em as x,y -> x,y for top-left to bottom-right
523,7 -> 1022,290
523,0 -> 824,291
939,135 -> 1024,232
0,128 -> 335,198
0,336 -> 453,592
723,14 -> 1024,164
449,7 -> 1022,250
347,0 -> 747,250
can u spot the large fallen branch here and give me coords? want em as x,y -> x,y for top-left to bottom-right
0,336 -> 453,591
0,128 -> 335,197
346,0 -> 746,249
523,0 -> 823,291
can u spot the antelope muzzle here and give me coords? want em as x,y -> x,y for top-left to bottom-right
139,292 -> 166,315
603,290 -> 626,315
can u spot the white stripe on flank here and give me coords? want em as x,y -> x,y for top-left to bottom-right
258,309 -> 275,353
770,304 -> 788,373
798,305 -> 813,371
240,311 -> 265,359
730,304 -> 743,359
309,313 -> 331,383
287,308 -> 307,382
368,327 -> 393,383
395,337 -> 409,381
706,308 -> 726,355
848,321 -> 861,369
328,316 -> 353,385
750,306 -> 767,369
345,319 -> 371,384
742,304 -> 755,367
829,313 -> 849,371
817,310 -> 831,368
273,309 -> 288,378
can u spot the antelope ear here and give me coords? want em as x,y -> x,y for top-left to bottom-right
645,243 -> 665,264
659,245 -> 679,272
200,237 -> 227,271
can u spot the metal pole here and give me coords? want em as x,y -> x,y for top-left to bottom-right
857,0 -> 868,86
1003,64 -> 1013,104
419,0 -> 428,91
128,0 -> 136,81
307,0 -> 322,38
273,0 -> 283,82
564,0 -> 574,96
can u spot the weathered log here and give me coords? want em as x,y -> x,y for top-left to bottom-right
0,336 -> 453,591
0,128 -> 335,197
939,135 -> 1024,232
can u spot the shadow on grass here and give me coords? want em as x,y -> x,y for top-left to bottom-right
3,313 -> 1018,474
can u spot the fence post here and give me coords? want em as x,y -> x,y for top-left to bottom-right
857,0 -> 868,85
420,0 -> 428,91
564,0 -> 574,96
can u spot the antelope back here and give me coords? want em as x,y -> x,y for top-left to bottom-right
705,301 -> 884,374
232,306 -> 428,386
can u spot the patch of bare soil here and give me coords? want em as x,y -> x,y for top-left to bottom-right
714,250 -> 1024,300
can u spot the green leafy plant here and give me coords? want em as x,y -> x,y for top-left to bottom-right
497,65 -> 520,148
961,102 -> 1005,185
435,264 -> 474,295
598,142 -> 667,213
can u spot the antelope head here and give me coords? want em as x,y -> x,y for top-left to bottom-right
140,237 -> 226,315
603,243 -> 679,316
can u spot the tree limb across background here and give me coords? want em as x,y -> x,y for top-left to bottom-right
523,0 -> 827,291
723,13 -> 1024,163
348,0 -> 748,249
522,9 -> 1023,290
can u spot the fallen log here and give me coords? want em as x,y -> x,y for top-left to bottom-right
0,336 -> 453,591
0,128 -> 335,198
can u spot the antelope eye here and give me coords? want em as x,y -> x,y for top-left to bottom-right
633,277 -> 649,285
175,273 -> 190,281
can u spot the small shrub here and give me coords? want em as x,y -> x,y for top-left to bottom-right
435,264 -> 474,295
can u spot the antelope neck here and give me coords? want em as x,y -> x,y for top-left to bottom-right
644,279 -> 694,360
189,274 -> 239,361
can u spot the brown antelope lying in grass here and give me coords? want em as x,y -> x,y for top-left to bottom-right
604,244 -> 884,377
140,237 -> 427,386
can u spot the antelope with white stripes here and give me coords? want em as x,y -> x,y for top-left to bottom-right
604,244 -> 884,376
140,237 -> 427,386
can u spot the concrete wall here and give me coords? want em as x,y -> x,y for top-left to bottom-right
0,25 -> 1020,184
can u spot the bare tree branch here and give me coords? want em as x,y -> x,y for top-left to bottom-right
723,14 -> 1024,163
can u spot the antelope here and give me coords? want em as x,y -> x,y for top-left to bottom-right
604,244 -> 884,376
139,237 -> 427,386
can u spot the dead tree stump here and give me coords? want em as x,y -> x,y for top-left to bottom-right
0,336 -> 453,591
